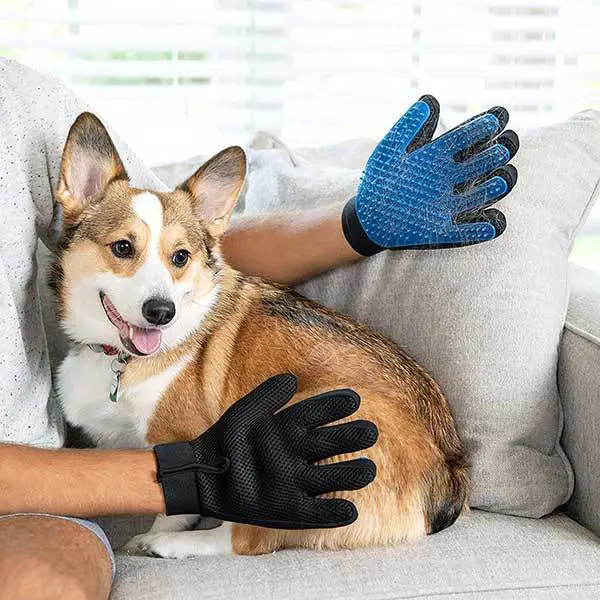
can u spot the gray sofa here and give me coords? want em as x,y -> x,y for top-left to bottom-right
101,264 -> 600,600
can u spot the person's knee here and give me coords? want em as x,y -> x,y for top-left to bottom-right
0,516 -> 112,600
0,552 -> 91,600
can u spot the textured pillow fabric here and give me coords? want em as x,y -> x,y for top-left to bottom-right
241,112 -> 600,517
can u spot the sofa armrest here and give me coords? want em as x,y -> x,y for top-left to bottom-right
560,263 -> 600,536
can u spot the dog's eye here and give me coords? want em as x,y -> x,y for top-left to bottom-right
172,249 -> 190,268
111,240 -> 134,258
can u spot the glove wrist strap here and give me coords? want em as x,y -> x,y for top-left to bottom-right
153,442 -> 228,515
342,197 -> 384,257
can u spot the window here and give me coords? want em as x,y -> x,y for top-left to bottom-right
2,0 -> 599,267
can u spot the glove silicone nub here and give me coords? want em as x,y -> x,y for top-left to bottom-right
343,95 -> 519,255
154,374 -> 378,529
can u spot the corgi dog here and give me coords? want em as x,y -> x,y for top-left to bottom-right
53,112 -> 468,558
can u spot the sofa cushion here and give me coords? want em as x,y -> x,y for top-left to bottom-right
560,264 -> 600,538
109,511 -> 600,600
238,113 -> 600,517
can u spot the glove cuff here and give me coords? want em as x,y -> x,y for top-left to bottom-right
341,197 -> 384,257
153,442 -> 203,515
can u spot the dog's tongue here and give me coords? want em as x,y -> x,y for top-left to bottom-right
127,325 -> 162,355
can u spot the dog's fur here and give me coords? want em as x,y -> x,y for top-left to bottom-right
52,113 -> 469,558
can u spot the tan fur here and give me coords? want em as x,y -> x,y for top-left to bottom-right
54,113 -> 469,556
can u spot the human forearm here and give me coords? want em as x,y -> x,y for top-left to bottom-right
0,378 -> 376,527
0,444 -> 165,517
221,203 -> 361,285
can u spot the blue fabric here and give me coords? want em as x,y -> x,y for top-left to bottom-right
352,97 -> 516,250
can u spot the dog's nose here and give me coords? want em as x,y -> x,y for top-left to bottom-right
142,298 -> 176,326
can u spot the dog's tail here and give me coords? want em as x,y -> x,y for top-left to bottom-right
424,449 -> 470,534
415,377 -> 470,535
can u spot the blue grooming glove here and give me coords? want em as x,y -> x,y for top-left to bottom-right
342,95 -> 519,255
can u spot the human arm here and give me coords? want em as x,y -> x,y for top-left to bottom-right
0,444 -> 165,517
222,95 -> 519,285
222,203 -> 361,285
1,376 -> 377,527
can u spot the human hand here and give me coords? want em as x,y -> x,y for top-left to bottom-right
153,374 -> 377,529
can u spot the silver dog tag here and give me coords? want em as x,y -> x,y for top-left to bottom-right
109,370 -> 122,403
109,354 -> 128,403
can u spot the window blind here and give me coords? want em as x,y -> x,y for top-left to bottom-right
2,0 -> 599,161
2,1 -> 600,158
2,0 -> 599,265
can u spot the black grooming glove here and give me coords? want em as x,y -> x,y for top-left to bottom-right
153,374 -> 378,529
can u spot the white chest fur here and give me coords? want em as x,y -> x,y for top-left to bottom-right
57,348 -> 191,448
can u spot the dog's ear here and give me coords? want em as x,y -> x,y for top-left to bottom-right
56,112 -> 128,226
179,146 -> 246,237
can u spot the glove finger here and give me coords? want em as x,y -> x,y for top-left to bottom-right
455,207 -> 507,239
303,420 -> 379,461
282,389 -> 360,429
301,458 -> 377,496
232,373 -> 298,416
433,220 -> 498,247
454,142 -> 512,188
454,130 -> 520,186
406,94 -> 440,153
436,110 -> 506,156
308,498 -> 358,528
496,130 -> 520,158
453,166 -> 517,214
454,132 -> 518,193
452,107 -> 510,162
371,96 -> 439,161
387,208 -> 506,250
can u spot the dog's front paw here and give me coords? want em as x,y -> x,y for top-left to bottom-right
123,526 -> 233,559
123,533 -> 194,559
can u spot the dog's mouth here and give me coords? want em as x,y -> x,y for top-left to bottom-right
99,292 -> 162,356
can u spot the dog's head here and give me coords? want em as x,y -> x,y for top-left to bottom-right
52,112 -> 246,356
